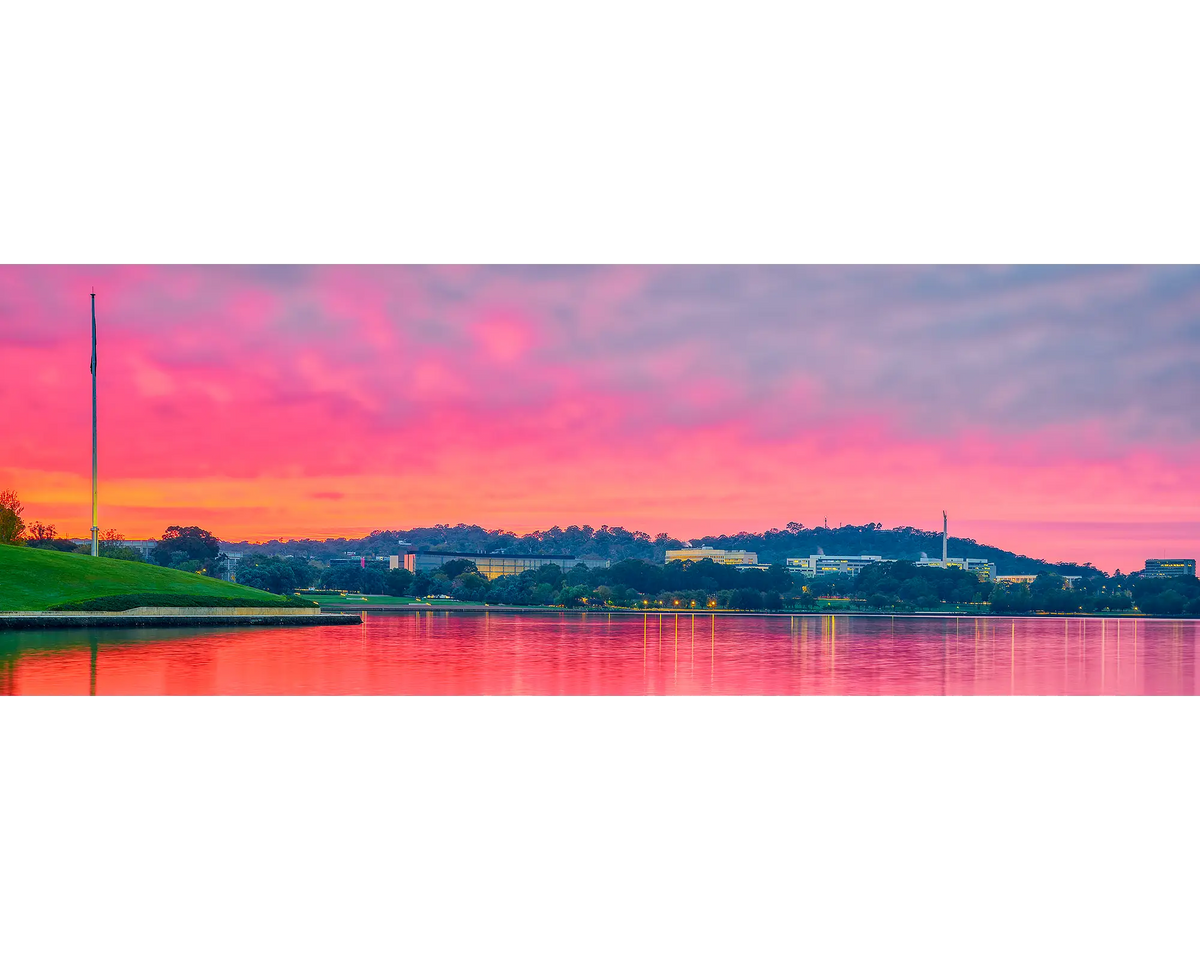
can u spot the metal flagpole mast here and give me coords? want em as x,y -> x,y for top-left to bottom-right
91,289 -> 99,557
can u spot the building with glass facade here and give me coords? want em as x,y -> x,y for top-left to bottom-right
916,556 -> 997,580
995,573 -> 1082,588
329,555 -> 403,569
664,546 -> 759,566
786,555 -> 888,578
403,550 -> 608,580
1143,558 -> 1197,578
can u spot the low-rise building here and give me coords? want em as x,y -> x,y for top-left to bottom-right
994,573 -> 1082,589
916,557 -> 997,581
1143,558 -> 1196,578
994,574 -> 1038,585
328,554 -> 401,570
665,546 -> 758,565
403,550 -> 608,580
787,555 -> 888,578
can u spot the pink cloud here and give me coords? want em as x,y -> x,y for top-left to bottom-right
472,312 -> 534,362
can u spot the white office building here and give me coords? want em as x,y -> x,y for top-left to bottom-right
665,546 -> 759,566
995,572 -> 1081,589
916,556 -> 997,580
786,555 -> 889,578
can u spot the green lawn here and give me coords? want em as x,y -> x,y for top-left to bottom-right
0,544 -> 306,611
310,594 -> 465,606
312,594 -> 416,605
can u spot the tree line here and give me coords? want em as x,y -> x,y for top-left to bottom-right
234,554 -> 797,610
217,520 -> 1102,576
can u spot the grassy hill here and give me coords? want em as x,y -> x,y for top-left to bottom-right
0,544 -> 310,612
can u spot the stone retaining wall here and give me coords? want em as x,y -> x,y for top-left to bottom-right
0,610 -> 360,630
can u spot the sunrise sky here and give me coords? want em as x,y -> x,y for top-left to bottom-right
2,265 -> 1197,573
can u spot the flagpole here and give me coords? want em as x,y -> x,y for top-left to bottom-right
91,289 -> 99,557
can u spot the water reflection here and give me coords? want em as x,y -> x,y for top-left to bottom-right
0,614 -> 1196,695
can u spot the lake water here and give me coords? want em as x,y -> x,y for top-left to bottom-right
1,611 -> 1196,695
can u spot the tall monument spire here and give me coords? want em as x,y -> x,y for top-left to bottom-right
942,510 -> 947,565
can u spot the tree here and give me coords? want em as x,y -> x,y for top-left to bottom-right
101,544 -> 145,562
535,563 -> 565,586
452,571 -> 491,602
384,567 -> 414,597
1141,589 -> 1186,617
152,526 -> 220,568
0,490 -> 26,545
730,588 -> 762,610
1015,585 -> 1036,612
26,520 -> 56,542
899,578 -> 935,606
97,528 -> 143,562
558,584 -> 589,607
31,537 -> 79,553
566,562 -> 591,587
237,559 -> 287,594
440,558 -> 479,579
319,564 -> 386,593
531,582 -> 557,605
237,555 -> 318,594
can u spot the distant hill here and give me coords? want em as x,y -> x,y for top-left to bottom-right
0,544 -> 306,611
222,521 -> 1102,576
680,524 -> 1101,576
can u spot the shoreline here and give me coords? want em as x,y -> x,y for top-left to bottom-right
1,605 -> 1184,628
0,610 -> 361,630
333,604 -> 1178,621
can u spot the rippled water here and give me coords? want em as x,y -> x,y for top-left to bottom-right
1,611 -> 1196,695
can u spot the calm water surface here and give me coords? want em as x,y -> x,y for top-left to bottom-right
1,612 -> 1196,695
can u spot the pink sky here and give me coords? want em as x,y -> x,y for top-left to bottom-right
2,265 -> 1197,573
